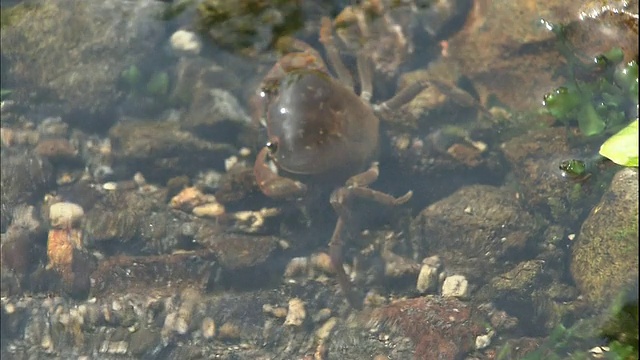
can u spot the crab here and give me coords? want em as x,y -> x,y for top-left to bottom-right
253,17 -> 430,308
331,0 -> 413,81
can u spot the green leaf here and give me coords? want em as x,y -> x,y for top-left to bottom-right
543,86 -> 582,119
578,102 -> 606,136
599,119 -> 639,167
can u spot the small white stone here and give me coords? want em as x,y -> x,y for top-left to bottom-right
192,202 -> 225,218
442,275 -> 469,298
202,317 -> 216,339
239,147 -> 251,157
589,346 -> 608,355
133,172 -> 147,186
475,334 -> 492,350
170,30 -> 202,55
225,156 -> 238,171
49,202 -> 84,229
102,182 -> 118,191
4,302 -> 15,314
416,263 -> 439,293
315,317 -> 337,341
284,298 -> 306,327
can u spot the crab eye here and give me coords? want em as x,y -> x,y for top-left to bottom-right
266,141 -> 278,154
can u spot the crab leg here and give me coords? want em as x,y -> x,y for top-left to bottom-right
373,79 -> 431,115
327,217 -> 362,309
345,161 -> 379,187
356,51 -> 373,102
320,17 -> 355,91
328,163 -> 413,308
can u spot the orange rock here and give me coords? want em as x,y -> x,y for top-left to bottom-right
47,228 -> 83,282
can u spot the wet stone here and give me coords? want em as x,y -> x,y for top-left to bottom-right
89,250 -> 219,298
194,226 -> 280,270
283,298 -> 306,327
1,205 -> 45,293
500,127 -> 610,223
170,56 -> 242,106
430,0 -> 638,111
442,275 -> 470,299
368,296 -> 488,359
410,184 -> 543,281
49,202 -> 84,229
0,0 -> 167,118
0,151 -> 53,225
490,260 -> 545,295
83,188 -> 189,254
181,88 -> 252,145
416,257 -> 441,294
109,120 -> 236,182
571,168 -> 639,308
34,138 -> 78,160
169,29 -> 202,56
214,164 -> 260,205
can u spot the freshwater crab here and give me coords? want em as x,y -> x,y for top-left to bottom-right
253,17 -> 429,308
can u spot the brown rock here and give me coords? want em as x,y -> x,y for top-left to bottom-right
370,296 -> 485,359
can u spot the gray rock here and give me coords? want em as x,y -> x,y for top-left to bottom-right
1,0 -> 166,117
410,184 -> 544,281
1,151 -> 53,229
108,120 -> 236,182
571,168 -> 639,308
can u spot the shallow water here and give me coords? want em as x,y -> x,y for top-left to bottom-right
1,0 -> 638,359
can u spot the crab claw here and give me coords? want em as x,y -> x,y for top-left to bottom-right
254,147 -> 307,200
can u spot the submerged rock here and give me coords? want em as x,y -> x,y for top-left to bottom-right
108,120 -> 236,182
0,151 -> 53,230
1,0 -> 166,119
410,184 -> 543,281
571,168 -> 639,308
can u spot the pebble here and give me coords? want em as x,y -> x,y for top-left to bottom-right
35,138 -> 77,159
49,202 -> 84,229
416,263 -> 439,293
192,202 -> 226,218
132,172 -> 147,186
175,289 -> 200,335
169,187 -> 215,211
170,30 -> 202,56
475,332 -> 493,350
263,304 -> 288,318
283,257 -> 309,278
232,208 -> 280,233
284,298 -> 306,327
416,255 -> 442,293
47,228 -> 83,277
100,340 -> 128,354
310,252 -> 335,274
315,317 -> 337,341
202,317 -> 216,339
238,147 -> 251,157
217,322 -> 241,340
161,312 -> 178,340
312,308 -> 332,324
442,275 -> 469,298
